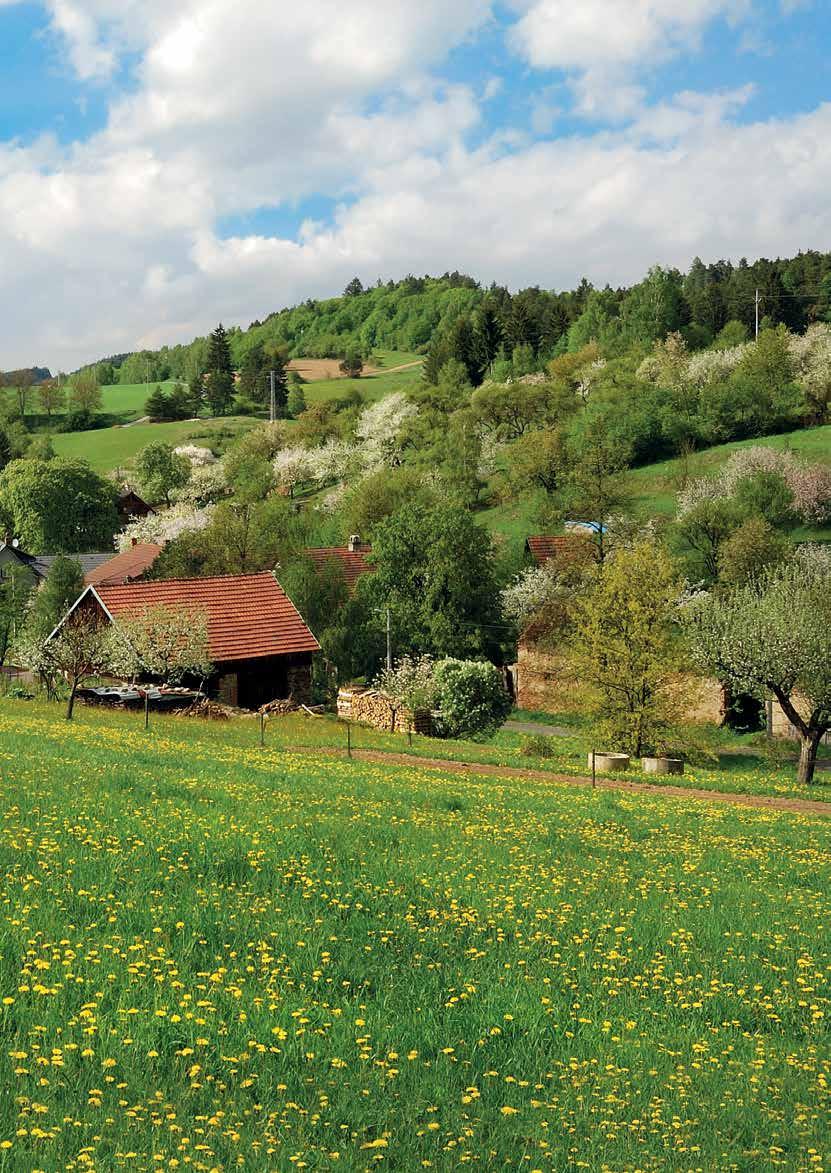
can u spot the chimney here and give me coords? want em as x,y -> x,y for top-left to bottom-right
347,534 -> 362,553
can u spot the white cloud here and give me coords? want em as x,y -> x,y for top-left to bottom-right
0,0 -> 827,371
508,0 -> 751,117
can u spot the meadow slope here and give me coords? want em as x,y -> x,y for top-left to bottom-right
0,699 -> 827,1171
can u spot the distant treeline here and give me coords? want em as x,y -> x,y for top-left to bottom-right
77,251 -> 831,385
2,367 -> 52,386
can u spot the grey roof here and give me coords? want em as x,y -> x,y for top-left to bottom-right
32,553 -> 113,578
0,543 -> 113,579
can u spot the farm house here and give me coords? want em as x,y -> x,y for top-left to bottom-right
53,572 -> 320,709
306,534 -> 373,591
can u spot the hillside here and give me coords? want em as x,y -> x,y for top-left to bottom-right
77,251 -> 831,388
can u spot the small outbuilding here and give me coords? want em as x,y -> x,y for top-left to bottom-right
117,489 -> 155,524
55,571 -> 320,709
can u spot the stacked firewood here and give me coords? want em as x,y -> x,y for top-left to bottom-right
259,697 -> 298,716
337,687 -> 432,735
175,698 -> 234,721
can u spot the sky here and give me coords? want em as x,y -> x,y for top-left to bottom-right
1,0 -> 829,371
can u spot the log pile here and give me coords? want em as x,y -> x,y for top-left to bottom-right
259,697 -> 299,716
337,686 -> 432,736
175,698 -> 234,721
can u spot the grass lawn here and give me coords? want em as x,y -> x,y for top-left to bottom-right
0,697 -> 827,1170
481,424 -> 831,554
50,417 -> 256,473
21,353 -> 423,474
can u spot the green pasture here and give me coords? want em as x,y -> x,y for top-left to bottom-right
50,417 -> 256,473
0,696 -> 827,1170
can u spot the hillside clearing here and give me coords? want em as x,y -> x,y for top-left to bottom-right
0,697 -> 827,1170
50,417 -> 256,472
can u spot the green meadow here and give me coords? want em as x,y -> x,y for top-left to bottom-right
0,697 -> 827,1170
50,417 -> 256,473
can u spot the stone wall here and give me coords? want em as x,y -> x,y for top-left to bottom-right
769,694 -> 830,744
515,643 -> 585,715
516,637 -> 727,724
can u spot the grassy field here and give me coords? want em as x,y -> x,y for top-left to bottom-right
301,356 -> 423,407
627,424 -> 831,526
16,353 -> 423,474
50,418 -> 256,473
0,697 -> 827,1170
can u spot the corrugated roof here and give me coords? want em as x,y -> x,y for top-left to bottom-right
95,572 -> 320,663
85,543 -> 162,586
525,535 -> 590,566
306,545 -> 373,591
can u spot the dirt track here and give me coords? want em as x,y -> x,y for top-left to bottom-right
296,745 -> 831,819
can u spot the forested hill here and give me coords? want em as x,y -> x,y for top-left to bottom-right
82,251 -> 831,386
2,367 -> 52,385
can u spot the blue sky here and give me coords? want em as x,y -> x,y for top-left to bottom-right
0,0 -> 829,368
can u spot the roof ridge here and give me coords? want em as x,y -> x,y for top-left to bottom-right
97,569 -> 277,589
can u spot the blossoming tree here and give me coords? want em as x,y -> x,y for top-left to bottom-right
684,555 -> 831,784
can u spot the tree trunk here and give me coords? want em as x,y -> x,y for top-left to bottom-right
65,681 -> 77,721
797,728 -> 824,786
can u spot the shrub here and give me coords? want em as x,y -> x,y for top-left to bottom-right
60,408 -> 100,432
520,734 -> 557,759
433,658 -> 511,740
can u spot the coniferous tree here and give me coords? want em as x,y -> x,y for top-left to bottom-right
205,324 -> 234,416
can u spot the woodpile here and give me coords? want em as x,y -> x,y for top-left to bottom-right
259,697 -> 299,716
337,686 -> 433,736
175,698 -> 234,721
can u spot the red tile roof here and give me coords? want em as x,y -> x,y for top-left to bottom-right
306,545 -> 373,591
526,535 -> 590,566
85,543 -> 163,587
94,572 -> 320,663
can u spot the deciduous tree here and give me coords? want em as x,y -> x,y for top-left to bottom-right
569,541 -> 686,757
684,555 -> 831,784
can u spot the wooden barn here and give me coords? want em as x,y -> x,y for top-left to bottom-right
56,572 -> 320,709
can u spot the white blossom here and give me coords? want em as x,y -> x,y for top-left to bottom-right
173,444 -> 217,467
354,392 -> 418,471
500,563 -> 562,630
118,503 -> 214,550
172,462 -> 229,506
272,446 -> 315,495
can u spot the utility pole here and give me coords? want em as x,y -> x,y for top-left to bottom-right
755,288 -> 760,340
269,369 -> 276,423
386,608 -> 392,671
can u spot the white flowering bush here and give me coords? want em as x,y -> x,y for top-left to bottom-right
432,659 -> 512,740
684,343 -> 749,389
118,504 -> 214,550
374,655 -> 438,713
305,439 -> 357,485
173,444 -> 217,467
501,564 -> 562,631
354,392 -> 418,471
172,462 -> 229,507
272,446 -> 316,496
